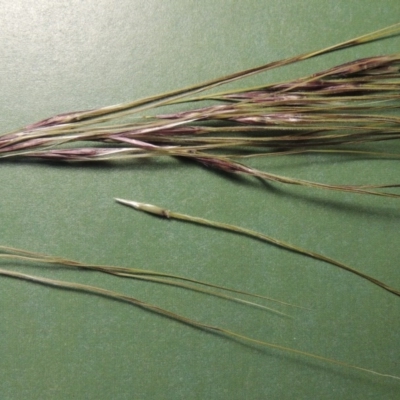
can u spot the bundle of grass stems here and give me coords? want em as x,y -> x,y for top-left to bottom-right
1,24 -> 400,197
1,23 -> 400,381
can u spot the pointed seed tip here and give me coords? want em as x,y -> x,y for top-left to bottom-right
114,197 -> 140,209
114,197 -> 128,204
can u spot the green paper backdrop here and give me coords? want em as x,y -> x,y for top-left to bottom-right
1,1 -> 399,399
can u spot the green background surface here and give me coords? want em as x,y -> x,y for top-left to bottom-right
1,1 -> 400,399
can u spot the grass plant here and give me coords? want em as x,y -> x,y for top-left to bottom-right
1,23 -> 400,383
0,24 -> 400,197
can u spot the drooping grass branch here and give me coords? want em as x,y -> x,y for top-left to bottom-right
115,198 -> 400,298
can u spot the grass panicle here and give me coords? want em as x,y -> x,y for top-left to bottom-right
0,24 -> 400,197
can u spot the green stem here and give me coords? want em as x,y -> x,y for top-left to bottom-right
115,198 -> 400,297
0,246 -> 296,313
0,266 -> 398,381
